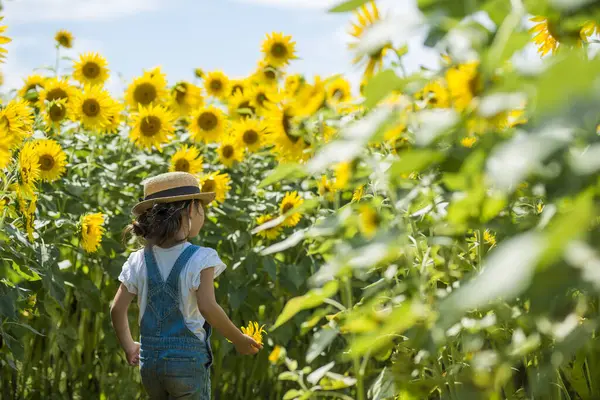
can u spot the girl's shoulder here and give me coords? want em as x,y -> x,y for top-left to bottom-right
188,246 -> 226,273
124,247 -> 147,270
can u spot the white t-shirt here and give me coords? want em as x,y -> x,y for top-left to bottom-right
118,242 -> 226,341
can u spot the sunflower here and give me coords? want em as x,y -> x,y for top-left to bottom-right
18,74 -> 46,103
194,68 -> 204,79
233,118 -> 266,152
169,145 -> 204,175
125,67 -> 168,109
280,191 -> 303,227
0,18 -> 10,62
80,212 -> 105,253
204,71 -> 230,99
23,195 -> 37,242
265,104 -> 306,161
248,84 -> 280,116
18,141 -> 41,197
129,104 -> 175,151
326,77 -> 352,104
229,79 -> 248,97
349,1 -> 392,79
0,141 -> 11,169
169,81 -> 203,117
228,91 -> 256,120
446,62 -> 481,112
55,29 -> 74,48
254,61 -> 282,87
38,78 -> 76,108
261,32 -> 297,68
460,137 -> 477,148
359,204 -> 379,238
72,52 -> 109,86
292,76 -> 326,118
103,101 -> 124,134
70,85 -> 117,131
0,99 -> 35,148
255,214 -> 282,240
241,321 -> 267,345
416,80 -> 450,109
190,106 -> 226,143
198,171 -> 231,204
31,139 -> 67,182
269,345 -> 285,364
352,185 -> 365,202
483,229 -> 497,247
333,162 -> 351,190
42,99 -> 74,131
284,74 -> 303,96
318,176 -> 336,202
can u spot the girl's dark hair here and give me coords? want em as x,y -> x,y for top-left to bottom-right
123,199 -> 203,246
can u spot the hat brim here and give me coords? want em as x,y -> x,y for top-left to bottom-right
132,192 -> 216,217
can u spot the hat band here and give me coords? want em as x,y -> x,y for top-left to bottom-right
144,185 -> 200,201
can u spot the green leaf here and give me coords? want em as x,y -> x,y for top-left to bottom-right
272,281 -> 339,330
482,0 -> 512,26
306,326 -> 338,363
279,372 -> 299,382
363,70 -> 405,109
329,0 -> 370,13
258,163 -> 306,188
283,389 -> 304,400
390,150 -> 445,176
484,31 -> 531,70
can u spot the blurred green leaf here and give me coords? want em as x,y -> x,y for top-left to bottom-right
306,326 -> 338,363
272,281 -> 339,330
329,0 -> 370,13
364,70 -> 405,109
258,163 -> 306,188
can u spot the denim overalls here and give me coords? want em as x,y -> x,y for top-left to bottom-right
139,245 -> 213,400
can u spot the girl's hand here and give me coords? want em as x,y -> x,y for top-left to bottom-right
125,341 -> 141,366
234,334 -> 263,355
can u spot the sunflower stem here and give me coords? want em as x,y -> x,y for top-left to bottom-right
342,277 -> 365,400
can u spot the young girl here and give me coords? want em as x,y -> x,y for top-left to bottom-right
110,172 -> 262,399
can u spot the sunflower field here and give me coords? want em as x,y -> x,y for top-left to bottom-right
2,0 -> 600,398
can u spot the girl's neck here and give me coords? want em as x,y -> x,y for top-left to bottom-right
155,237 -> 187,249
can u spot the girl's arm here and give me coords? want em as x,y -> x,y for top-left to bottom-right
110,283 -> 140,366
196,267 -> 262,355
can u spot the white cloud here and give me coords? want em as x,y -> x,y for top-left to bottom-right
3,0 -> 163,23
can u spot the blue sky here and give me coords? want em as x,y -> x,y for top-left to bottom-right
1,0 -> 440,95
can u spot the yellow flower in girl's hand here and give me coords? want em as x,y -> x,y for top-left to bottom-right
241,321 -> 267,345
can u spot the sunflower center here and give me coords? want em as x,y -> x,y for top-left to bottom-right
333,89 -> 343,99
39,154 -> 55,171
83,62 -> 101,79
82,99 -> 100,117
49,103 -> 66,122
134,82 -> 157,106
210,80 -> 223,92
140,115 -> 162,137
202,179 -> 215,192
47,88 -> 68,102
58,35 -> 71,47
271,43 -> 288,58
232,85 -> 244,95
264,69 -> 276,81
222,145 -> 234,159
198,112 -> 218,131
243,129 -> 258,145
282,202 -> 294,213
256,93 -> 267,106
175,158 -> 190,172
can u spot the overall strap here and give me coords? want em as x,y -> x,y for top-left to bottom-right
143,245 -> 163,287
165,245 -> 200,289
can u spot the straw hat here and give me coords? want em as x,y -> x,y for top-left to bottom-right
132,172 -> 215,216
